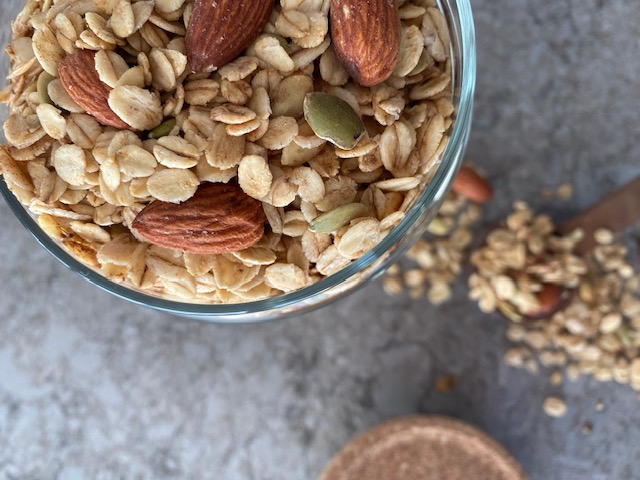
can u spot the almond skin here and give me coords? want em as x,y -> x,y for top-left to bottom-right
330,0 -> 401,87
58,50 -> 130,130
132,183 -> 266,255
526,284 -> 567,320
452,165 -> 494,204
186,0 -> 275,73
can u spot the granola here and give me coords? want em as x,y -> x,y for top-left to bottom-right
0,0 -> 455,304
384,186 -> 483,303
471,203 -> 640,396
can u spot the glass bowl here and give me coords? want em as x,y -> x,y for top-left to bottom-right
0,0 -> 475,322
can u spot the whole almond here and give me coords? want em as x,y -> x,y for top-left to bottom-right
452,165 -> 494,204
132,183 -> 266,255
526,283 -> 567,320
330,0 -> 401,87
58,50 -> 130,130
186,0 -> 275,73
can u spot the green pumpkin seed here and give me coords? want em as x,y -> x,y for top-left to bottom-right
310,203 -> 368,233
274,34 -> 292,54
496,300 -> 524,322
148,118 -> 177,139
617,326 -> 633,348
37,71 -> 55,105
303,92 -> 365,150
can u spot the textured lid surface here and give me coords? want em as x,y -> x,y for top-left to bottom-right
319,415 -> 528,480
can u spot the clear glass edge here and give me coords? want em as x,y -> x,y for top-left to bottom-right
0,0 -> 476,322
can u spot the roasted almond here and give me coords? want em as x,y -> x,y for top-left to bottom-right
330,0 -> 401,87
452,165 -> 494,204
58,50 -> 130,130
132,183 -> 266,255
525,283 -> 568,320
186,0 -> 275,73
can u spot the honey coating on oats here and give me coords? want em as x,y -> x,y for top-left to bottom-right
0,0 -> 454,303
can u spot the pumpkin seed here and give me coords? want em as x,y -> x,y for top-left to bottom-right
148,118 -> 177,139
274,34 -> 292,54
303,92 -> 365,150
496,299 -> 524,322
310,203 -> 368,233
617,326 -> 633,348
37,71 -> 55,105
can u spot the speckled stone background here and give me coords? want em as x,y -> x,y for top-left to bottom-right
1,1 -> 640,479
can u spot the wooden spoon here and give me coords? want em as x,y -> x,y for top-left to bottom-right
557,176 -> 640,255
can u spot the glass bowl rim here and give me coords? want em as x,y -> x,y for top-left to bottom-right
0,0 -> 476,319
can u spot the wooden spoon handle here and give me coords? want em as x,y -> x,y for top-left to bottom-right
558,176 -> 640,255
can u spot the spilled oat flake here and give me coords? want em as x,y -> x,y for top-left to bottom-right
384,181 -> 640,415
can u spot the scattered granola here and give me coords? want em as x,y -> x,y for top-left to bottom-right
472,203 -> 640,397
383,174 -> 640,416
468,202 -> 586,320
543,396 -> 567,418
540,183 -> 575,201
556,183 -> 574,201
383,186 -> 484,303
0,0 -> 455,304
549,370 -> 563,386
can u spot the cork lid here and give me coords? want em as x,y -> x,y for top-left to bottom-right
319,415 -> 528,480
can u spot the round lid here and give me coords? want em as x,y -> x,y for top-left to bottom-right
319,415 -> 528,480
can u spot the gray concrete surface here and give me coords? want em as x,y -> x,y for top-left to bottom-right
2,0 -> 640,478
